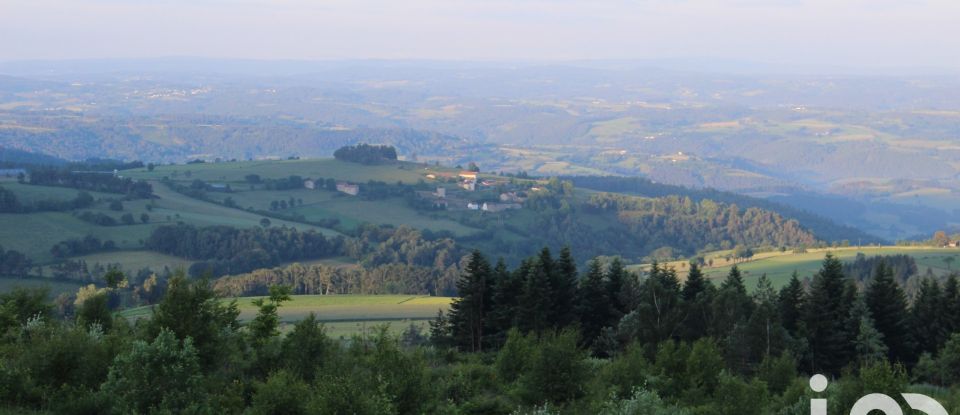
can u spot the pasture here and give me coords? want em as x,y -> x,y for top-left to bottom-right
650,246 -> 960,290
119,295 -> 453,338
123,158 -> 437,185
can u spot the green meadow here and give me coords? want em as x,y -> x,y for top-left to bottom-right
120,295 -> 453,338
676,246 -> 960,289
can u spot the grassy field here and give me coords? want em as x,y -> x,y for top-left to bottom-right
0,276 -> 84,298
643,246 -> 960,290
206,188 -> 479,236
43,250 -> 195,275
123,159 -> 438,185
120,295 -> 453,338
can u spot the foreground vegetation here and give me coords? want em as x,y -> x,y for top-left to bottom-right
2,245 -> 960,414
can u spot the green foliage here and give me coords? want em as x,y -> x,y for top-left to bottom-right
101,328 -> 205,414
148,273 -> 240,369
249,370 -> 311,415
518,329 -> 588,406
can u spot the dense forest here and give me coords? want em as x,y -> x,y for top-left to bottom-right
564,176 -> 880,244
333,144 -> 398,165
0,248 -> 958,413
145,224 -> 345,277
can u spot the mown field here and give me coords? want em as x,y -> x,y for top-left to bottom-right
119,295 -> 453,338
647,246 -> 960,290
123,158 -> 439,185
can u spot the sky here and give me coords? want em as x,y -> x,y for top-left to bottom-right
1,0 -> 959,70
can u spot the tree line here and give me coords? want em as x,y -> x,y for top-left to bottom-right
145,224 -> 345,277
27,167 -> 153,199
333,144 -> 398,164
439,248 -> 960,382
0,186 -> 96,213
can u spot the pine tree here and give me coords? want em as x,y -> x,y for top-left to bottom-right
488,258 -> 521,345
849,295 -> 888,366
553,247 -> 579,327
711,265 -> 753,339
742,275 -> 787,367
911,277 -> 949,356
606,257 -> 628,319
682,262 -> 708,302
681,263 -> 716,341
448,250 -> 493,352
518,256 -> 554,333
943,274 -> 960,335
865,261 -> 913,364
575,258 -> 612,347
633,263 -> 683,346
803,254 -> 854,375
778,271 -> 805,337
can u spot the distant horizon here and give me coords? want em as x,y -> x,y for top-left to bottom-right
1,56 -> 958,78
3,0 -> 958,75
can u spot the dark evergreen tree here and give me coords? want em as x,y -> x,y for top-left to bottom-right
630,264 -> 683,346
681,263 -> 707,302
575,258 -> 612,347
778,271 -> 805,337
518,256 -> 555,333
553,247 -> 579,327
864,261 -> 913,364
803,254 -> 854,375
488,258 -> 523,344
448,250 -> 493,352
681,262 -> 715,341
606,258 -> 628,318
943,274 -> 960,335
711,265 -> 753,339
742,275 -> 787,368
911,277 -> 949,356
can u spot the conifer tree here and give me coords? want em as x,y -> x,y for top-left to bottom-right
742,275 -> 787,367
865,261 -> 913,364
803,254 -> 854,375
778,271 -> 805,337
849,295 -> 888,366
711,265 -> 753,339
553,247 -> 579,327
942,274 -> 960,335
575,258 -> 613,347
911,277 -> 948,356
606,257 -> 628,318
488,258 -> 521,344
632,264 -> 683,346
448,250 -> 493,351
518,256 -> 555,333
681,262 -> 716,341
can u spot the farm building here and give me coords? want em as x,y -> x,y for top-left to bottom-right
499,192 -> 526,203
435,187 -> 446,198
482,202 -> 522,213
458,171 -> 478,180
461,180 -> 476,191
467,202 -> 480,210
303,179 -> 316,190
949,241 -> 960,248
336,182 -> 360,196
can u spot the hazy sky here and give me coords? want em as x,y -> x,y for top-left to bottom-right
2,0 -> 959,69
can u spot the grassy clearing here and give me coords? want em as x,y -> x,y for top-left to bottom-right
0,182 -> 117,204
120,295 -> 451,338
643,246 -> 960,290
46,250 -> 194,275
0,276 -> 84,298
124,159 -> 435,185
119,295 -> 453,335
